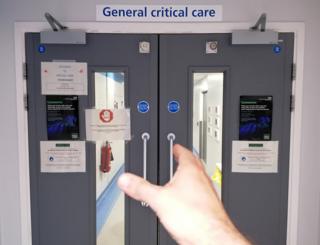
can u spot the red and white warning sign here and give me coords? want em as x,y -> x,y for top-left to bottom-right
41,61 -> 88,95
85,109 -> 131,141
99,109 -> 114,123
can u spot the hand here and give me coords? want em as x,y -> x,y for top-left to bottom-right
118,144 -> 251,245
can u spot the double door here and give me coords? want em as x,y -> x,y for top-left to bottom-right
26,33 -> 293,245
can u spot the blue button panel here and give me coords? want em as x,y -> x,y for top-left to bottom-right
137,100 -> 150,113
168,100 -> 180,113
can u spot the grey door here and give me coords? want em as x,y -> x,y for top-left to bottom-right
26,33 -> 294,245
159,33 -> 294,245
26,33 -> 159,245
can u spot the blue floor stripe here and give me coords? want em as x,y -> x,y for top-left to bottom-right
96,164 -> 125,236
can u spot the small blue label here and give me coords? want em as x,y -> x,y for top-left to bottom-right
168,100 -> 180,113
137,100 -> 149,113
38,45 -> 46,53
273,45 -> 281,54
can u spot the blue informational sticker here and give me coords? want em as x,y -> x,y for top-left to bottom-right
273,45 -> 281,54
137,100 -> 150,113
38,45 -> 46,53
168,100 -> 180,113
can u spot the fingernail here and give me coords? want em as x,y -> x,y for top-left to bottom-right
117,174 -> 130,190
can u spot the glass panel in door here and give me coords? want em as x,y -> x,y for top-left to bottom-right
95,71 -> 125,245
192,72 -> 224,198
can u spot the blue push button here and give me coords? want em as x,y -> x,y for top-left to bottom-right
168,100 -> 180,113
137,100 -> 149,113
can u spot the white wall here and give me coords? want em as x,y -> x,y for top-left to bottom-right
0,0 -> 319,245
193,73 -> 224,176
206,74 -> 223,177
193,83 -> 201,154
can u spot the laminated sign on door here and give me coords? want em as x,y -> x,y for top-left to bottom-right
40,141 -> 86,173
41,61 -> 88,95
85,109 -> 131,141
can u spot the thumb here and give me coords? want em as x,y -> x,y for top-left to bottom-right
117,173 -> 160,206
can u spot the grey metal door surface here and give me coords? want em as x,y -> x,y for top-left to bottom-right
26,33 -> 294,245
159,33 -> 294,245
26,34 -> 158,245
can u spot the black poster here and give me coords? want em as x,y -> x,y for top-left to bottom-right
46,95 -> 80,140
239,96 -> 273,140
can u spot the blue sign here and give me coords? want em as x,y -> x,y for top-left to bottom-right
137,100 -> 149,113
38,45 -> 46,53
97,5 -> 223,22
168,100 -> 180,113
273,45 -> 281,54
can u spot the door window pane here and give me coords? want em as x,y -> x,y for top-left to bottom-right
193,73 -> 224,198
95,72 -> 125,245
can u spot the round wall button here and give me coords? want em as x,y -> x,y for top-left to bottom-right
168,100 -> 180,113
137,100 -> 150,113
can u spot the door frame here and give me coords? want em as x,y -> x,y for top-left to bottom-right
14,21 -> 305,245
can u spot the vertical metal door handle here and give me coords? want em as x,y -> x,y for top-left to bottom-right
141,132 -> 150,207
167,133 -> 176,179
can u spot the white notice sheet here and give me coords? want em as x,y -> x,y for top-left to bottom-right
41,61 -> 88,95
232,141 -> 279,173
85,109 -> 131,141
40,141 -> 86,173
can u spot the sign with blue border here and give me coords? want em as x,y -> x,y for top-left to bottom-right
168,100 -> 180,113
97,5 -> 223,22
137,100 -> 150,113
38,45 -> 46,53
273,45 -> 282,54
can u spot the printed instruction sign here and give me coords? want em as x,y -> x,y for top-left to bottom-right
239,96 -> 273,141
41,61 -> 88,95
40,141 -> 86,173
232,141 -> 279,173
85,109 -> 131,141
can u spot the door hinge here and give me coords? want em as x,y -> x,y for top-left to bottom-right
290,95 -> 295,112
24,94 -> 28,111
291,63 -> 296,81
23,62 -> 28,80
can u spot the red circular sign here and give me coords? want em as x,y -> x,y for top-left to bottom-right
99,109 -> 113,123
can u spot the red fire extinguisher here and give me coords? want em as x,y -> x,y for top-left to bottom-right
100,141 -> 114,173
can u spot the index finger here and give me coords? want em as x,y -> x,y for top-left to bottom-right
173,144 -> 203,169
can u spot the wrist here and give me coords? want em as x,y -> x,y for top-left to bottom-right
184,217 -> 251,245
